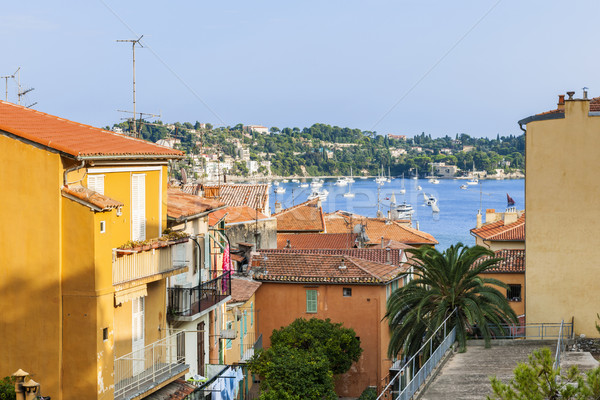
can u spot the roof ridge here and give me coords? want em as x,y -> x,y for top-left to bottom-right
272,198 -> 319,216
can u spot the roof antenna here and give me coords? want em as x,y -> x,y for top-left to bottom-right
117,35 -> 144,137
1,67 -> 19,102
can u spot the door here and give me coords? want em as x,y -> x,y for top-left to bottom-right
197,322 -> 205,376
132,297 -> 145,375
131,174 -> 146,241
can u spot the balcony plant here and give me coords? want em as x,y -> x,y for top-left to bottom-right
116,231 -> 190,254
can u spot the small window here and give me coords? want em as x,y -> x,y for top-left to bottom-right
343,288 -> 352,297
507,284 -> 522,302
100,220 -> 106,233
226,321 -> 233,349
103,327 -> 108,341
306,290 -> 317,313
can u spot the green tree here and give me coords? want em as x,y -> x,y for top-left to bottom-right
249,318 -> 362,399
0,376 -> 15,400
488,348 -> 600,399
385,244 -> 517,357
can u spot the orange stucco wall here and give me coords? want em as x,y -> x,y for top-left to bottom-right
479,272 -> 525,317
255,282 -> 391,398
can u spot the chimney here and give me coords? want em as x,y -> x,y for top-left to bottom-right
338,258 -> 347,271
386,247 -> 391,264
567,91 -> 575,100
12,369 -> 29,400
415,221 -> 420,231
381,236 -> 385,249
583,87 -> 588,99
503,207 -> 518,225
485,208 -> 497,224
285,239 -> 291,249
557,94 -> 565,111
274,201 -> 282,214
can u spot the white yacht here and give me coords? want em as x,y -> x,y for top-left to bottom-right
459,184 -> 468,190
335,177 -> 348,186
274,187 -> 286,194
300,183 -> 309,188
308,189 -> 328,201
395,201 -> 415,219
426,195 -> 437,206
311,179 -> 323,188
291,179 -> 300,183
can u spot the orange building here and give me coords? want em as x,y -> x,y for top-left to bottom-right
250,251 -> 407,397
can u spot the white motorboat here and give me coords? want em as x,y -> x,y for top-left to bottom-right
291,179 -> 300,183
429,178 -> 440,184
273,181 -> 280,186
335,177 -> 348,186
395,201 -> 415,219
300,183 -> 309,188
274,187 -> 286,194
426,195 -> 437,206
311,179 -> 323,188
459,184 -> 468,190
467,177 -> 478,185
308,189 -> 328,201
282,179 -> 289,183
417,185 -> 422,191
343,191 -> 355,198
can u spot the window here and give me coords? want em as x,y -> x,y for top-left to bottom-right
88,175 -> 105,195
507,284 -> 522,302
102,327 -> 108,341
100,221 -> 106,233
343,288 -> 352,297
131,174 -> 146,241
226,321 -> 233,349
306,290 -> 317,313
250,302 -> 254,326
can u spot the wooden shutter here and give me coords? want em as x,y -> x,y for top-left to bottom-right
131,174 -> 146,241
88,175 -> 104,195
306,290 -> 317,313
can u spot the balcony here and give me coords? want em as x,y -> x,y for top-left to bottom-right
168,271 -> 232,320
112,241 -> 188,286
114,331 -> 188,400
240,332 -> 262,363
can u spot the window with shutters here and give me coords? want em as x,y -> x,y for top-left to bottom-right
306,290 -> 317,313
131,174 -> 146,241
87,175 -> 105,195
132,297 -> 145,375
173,243 -> 187,267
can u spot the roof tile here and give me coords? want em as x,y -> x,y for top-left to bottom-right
277,233 -> 358,249
471,214 -> 525,241
475,249 -> 525,273
209,205 -> 269,226
167,188 -> 225,221
274,199 -> 325,232
62,185 -> 123,211
229,277 -> 262,303
0,101 -> 183,159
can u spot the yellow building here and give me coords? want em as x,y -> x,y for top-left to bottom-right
519,91 -> 600,336
0,101 -> 192,399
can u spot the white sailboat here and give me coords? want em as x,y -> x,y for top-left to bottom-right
375,165 -> 386,184
399,173 -> 406,195
343,182 -> 355,198
467,161 -> 479,185
347,167 -> 355,183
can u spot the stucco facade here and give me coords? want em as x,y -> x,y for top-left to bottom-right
521,94 -> 600,336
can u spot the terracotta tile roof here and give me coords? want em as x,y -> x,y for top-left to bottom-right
471,214 -> 525,241
475,249 -> 525,273
535,96 -> 600,115
259,248 -> 407,267
251,252 -> 404,284
209,205 -> 269,226
194,184 -> 269,213
229,277 -> 262,303
144,379 -> 196,400
324,211 -> 438,245
274,199 -> 325,232
0,101 -> 183,160
277,233 -> 358,249
61,185 -> 123,211
167,188 -> 225,221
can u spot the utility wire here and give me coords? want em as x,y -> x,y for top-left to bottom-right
370,0 -> 503,131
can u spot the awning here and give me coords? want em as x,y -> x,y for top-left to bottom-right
115,284 -> 147,306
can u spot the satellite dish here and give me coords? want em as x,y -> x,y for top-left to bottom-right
352,224 -> 363,234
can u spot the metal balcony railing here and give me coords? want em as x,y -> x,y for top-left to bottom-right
112,242 -> 188,285
239,332 -> 263,362
168,271 -> 232,318
114,331 -> 188,400
487,322 -> 573,340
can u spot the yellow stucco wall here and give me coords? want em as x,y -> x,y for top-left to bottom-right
526,98 -> 600,336
0,134 -> 64,398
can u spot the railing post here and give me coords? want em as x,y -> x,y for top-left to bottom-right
152,342 -> 156,382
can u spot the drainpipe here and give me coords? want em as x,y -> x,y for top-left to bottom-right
63,160 -> 86,187
190,235 -> 203,287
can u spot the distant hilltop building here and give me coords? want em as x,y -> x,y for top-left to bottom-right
156,137 -> 181,149
462,145 -> 475,152
243,125 -> 269,135
387,134 -> 407,140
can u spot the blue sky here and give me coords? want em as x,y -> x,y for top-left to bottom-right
2,1 -> 599,138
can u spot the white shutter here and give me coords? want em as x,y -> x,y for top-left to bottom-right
88,175 -> 105,195
173,243 -> 187,267
131,174 -> 146,241
132,297 -> 145,375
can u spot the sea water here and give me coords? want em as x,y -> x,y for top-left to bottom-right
269,177 -> 525,250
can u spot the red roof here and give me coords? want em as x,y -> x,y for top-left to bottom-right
274,199 -> 325,232
325,211 -> 437,245
471,214 -> 525,242
62,185 -> 123,211
259,248 -> 407,267
167,188 -> 225,221
251,252 -> 404,284
190,184 -> 269,213
475,249 -> 525,273
277,233 -> 358,249
229,277 -> 262,303
536,96 -> 600,115
0,101 -> 183,160
209,205 -> 269,226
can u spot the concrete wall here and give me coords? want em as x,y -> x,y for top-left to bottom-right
226,218 -> 277,250
526,98 -> 600,336
255,282 -> 391,398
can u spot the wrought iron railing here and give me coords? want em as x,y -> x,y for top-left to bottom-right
114,331 -> 187,400
112,242 -> 188,285
168,271 -> 232,318
377,310 -> 457,400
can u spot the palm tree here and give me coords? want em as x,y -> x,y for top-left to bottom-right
385,243 -> 517,358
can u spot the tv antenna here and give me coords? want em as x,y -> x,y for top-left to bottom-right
1,67 -> 19,102
117,35 -> 144,136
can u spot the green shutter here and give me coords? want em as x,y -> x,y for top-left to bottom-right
306,290 -> 317,313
